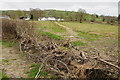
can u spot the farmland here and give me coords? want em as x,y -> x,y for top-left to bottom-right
35,21 -> 118,41
1,19 -> 119,79
34,21 -> 118,62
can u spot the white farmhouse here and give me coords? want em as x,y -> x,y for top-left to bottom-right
57,19 -> 61,21
38,17 -> 64,21
61,19 -> 64,21
47,17 -> 56,21
56,18 -> 64,21
24,17 -> 30,20
38,17 -> 47,21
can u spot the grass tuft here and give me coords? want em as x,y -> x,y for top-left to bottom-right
1,71 -> 9,79
77,31 -> 102,41
42,32 -> 63,40
0,40 -> 17,47
28,64 -> 48,78
2,59 -> 9,63
71,41 -> 85,46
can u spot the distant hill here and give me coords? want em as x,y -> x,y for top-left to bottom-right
1,9 -> 118,25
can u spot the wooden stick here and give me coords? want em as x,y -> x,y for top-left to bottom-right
96,58 -> 120,70
34,63 -> 44,79
80,51 -> 87,60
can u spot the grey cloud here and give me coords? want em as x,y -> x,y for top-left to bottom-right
1,2 -> 118,16
1,0 -> 119,2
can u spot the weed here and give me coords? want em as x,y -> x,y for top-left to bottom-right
2,59 -> 9,63
28,64 -> 48,78
1,71 -> 9,79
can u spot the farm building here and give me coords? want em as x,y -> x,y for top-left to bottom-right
38,17 -> 47,21
38,17 -> 64,21
48,17 -> 56,21
19,17 -> 30,20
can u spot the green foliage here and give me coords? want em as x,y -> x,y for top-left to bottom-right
2,59 -> 9,63
0,40 -> 17,47
71,41 -> 85,46
42,32 -> 63,40
28,64 -> 48,78
75,12 -> 86,23
1,71 -> 9,79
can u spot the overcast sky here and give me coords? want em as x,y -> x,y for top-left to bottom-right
0,0 -> 120,16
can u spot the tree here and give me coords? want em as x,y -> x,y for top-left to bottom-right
96,15 -> 99,18
75,12 -> 86,23
75,8 -> 86,23
78,8 -> 86,13
118,14 -> 120,21
30,8 -> 44,20
91,14 -> 96,22
102,17 -> 105,22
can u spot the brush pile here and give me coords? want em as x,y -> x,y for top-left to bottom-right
2,19 -> 119,79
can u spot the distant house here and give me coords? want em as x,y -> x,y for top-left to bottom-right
19,17 -> 30,20
56,18 -> 64,21
57,19 -> 61,21
0,15 -> 10,19
38,17 -> 64,21
48,17 -> 56,21
60,19 -> 64,21
24,17 -> 30,20
38,17 -> 47,21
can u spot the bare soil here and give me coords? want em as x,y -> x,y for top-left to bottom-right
1,45 -> 34,78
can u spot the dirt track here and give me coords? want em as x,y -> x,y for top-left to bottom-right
55,22 -> 77,37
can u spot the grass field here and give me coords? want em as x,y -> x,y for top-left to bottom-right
35,21 -> 66,33
58,22 -> 118,37
34,21 -> 118,46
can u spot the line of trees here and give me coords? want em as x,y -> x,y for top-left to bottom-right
1,8 -> 118,25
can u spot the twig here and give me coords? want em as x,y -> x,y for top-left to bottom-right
57,60 -> 71,76
80,51 -> 87,60
93,57 -> 120,70
34,63 -> 44,79
35,54 -> 54,79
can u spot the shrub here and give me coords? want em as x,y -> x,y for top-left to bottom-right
2,19 -> 17,40
1,19 -> 34,40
